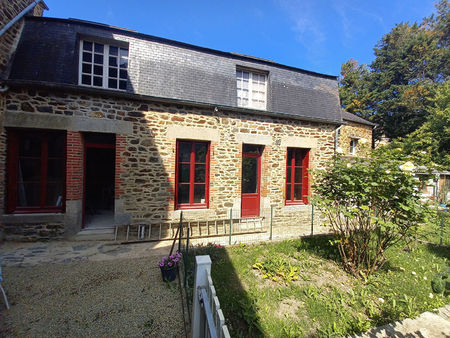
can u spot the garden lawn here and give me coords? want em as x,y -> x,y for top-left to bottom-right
187,236 -> 449,337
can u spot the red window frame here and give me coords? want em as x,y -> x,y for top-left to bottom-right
175,140 -> 210,209
6,129 -> 66,214
285,148 -> 309,205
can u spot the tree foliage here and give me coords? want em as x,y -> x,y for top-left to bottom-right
312,148 -> 433,277
339,0 -> 449,141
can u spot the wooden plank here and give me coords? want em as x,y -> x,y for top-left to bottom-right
148,224 -> 152,239
215,220 -> 218,235
126,225 -> 129,241
159,223 -> 162,240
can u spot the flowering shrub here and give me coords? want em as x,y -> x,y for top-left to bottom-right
158,252 -> 182,269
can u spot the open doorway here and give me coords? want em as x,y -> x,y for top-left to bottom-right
83,133 -> 115,229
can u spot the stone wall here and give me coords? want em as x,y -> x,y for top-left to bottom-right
339,121 -> 373,156
1,87 -> 337,240
0,0 -> 46,79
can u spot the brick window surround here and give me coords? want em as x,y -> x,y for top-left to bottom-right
285,148 -> 309,205
175,140 -> 210,209
79,40 -> 129,90
236,69 -> 267,110
6,129 -> 66,213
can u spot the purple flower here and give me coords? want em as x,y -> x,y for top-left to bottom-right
159,262 -> 164,267
168,262 -> 173,267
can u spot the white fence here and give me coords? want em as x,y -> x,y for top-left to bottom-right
191,255 -> 230,338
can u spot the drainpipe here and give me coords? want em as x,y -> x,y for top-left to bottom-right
334,125 -> 343,153
0,1 -> 43,37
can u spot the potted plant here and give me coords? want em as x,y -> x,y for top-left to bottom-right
158,252 -> 182,282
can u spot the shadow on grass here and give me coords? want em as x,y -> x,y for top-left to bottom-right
184,244 -> 263,337
424,242 -> 450,260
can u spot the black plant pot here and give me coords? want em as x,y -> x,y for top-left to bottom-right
160,265 -> 177,282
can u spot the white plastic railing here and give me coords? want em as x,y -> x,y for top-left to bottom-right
192,255 -> 230,338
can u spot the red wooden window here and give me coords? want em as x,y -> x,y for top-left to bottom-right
7,129 -> 66,213
286,148 -> 309,204
176,140 -> 210,209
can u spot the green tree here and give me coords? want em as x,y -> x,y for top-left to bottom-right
390,81 -> 450,168
338,0 -> 449,141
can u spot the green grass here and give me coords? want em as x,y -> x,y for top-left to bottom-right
186,236 -> 449,337
417,212 -> 449,246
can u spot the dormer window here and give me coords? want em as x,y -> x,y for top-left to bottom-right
236,69 -> 267,110
79,40 -> 128,90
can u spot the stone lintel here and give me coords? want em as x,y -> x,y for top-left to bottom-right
167,125 -> 220,142
4,111 -> 133,134
236,133 -> 273,145
281,136 -> 318,149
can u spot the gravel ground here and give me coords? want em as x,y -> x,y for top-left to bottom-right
0,258 -> 185,337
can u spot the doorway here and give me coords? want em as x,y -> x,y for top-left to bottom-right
83,133 -> 115,229
241,144 -> 263,217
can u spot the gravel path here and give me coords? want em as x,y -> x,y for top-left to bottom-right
0,258 -> 185,337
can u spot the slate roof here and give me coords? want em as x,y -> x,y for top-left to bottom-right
8,17 -> 344,124
341,110 -> 375,126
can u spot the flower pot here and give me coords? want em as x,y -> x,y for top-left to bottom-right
160,265 -> 177,282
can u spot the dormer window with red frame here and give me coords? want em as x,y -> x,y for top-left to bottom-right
285,148 -> 309,204
175,140 -> 210,209
7,129 -> 66,213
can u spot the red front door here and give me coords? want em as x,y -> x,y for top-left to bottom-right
241,145 -> 262,217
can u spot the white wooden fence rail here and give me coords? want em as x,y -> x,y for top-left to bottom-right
192,255 -> 230,338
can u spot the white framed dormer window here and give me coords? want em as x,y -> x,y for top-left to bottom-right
350,138 -> 358,155
236,69 -> 267,110
79,40 -> 128,90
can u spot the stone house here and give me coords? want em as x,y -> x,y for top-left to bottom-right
0,3 -> 373,241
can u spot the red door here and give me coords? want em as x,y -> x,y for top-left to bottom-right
241,145 -> 262,217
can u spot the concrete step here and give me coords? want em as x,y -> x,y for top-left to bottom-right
72,227 -> 115,241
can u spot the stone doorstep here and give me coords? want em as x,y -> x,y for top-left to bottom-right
70,227 -> 115,241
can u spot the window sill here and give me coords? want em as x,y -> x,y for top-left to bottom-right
283,204 -> 310,212
176,205 -> 209,211
1,213 -> 65,224
78,83 -> 127,92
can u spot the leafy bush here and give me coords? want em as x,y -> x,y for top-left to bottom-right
312,148 -> 434,277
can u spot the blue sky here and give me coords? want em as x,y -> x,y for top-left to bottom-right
43,0 -> 437,76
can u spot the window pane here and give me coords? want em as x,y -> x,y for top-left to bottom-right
194,185 -> 205,203
46,183 -> 63,206
19,134 -> 41,157
82,52 -> 92,63
119,80 -> 127,90
109,67 -> 118,78
178,143 -> 191,162
295,168 -> 303,183
195,143 -> 207,162
242,156 -> 258,193
19,159 -> 41,181
295,151 -> 303,166
109,46 -> 118,56
108,79 -> 118,89
82,75 -> 91,85
179,164 -> 190,183
94,54 -> 103,64
120,48 -> 128,58
286,184 -> 291,200
119,58 -> 128,69
83,41 -> 92,51
48,134 -> 65,157
94,43 -> 104,53
286,167 -> 291,184
93,76 -> 102,86
294,185 -> 302,201
119,69 -> 127,79
243,144 -> 262,154
94,65 -> 103,76
109,56 -> 117,67
194,164 -> 205,183
82,63 -> 91,74
47,159 -> 63,181
17,182 -> 41,207
178,184 -> 189,204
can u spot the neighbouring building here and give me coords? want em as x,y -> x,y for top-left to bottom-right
0,2 -> 373,241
